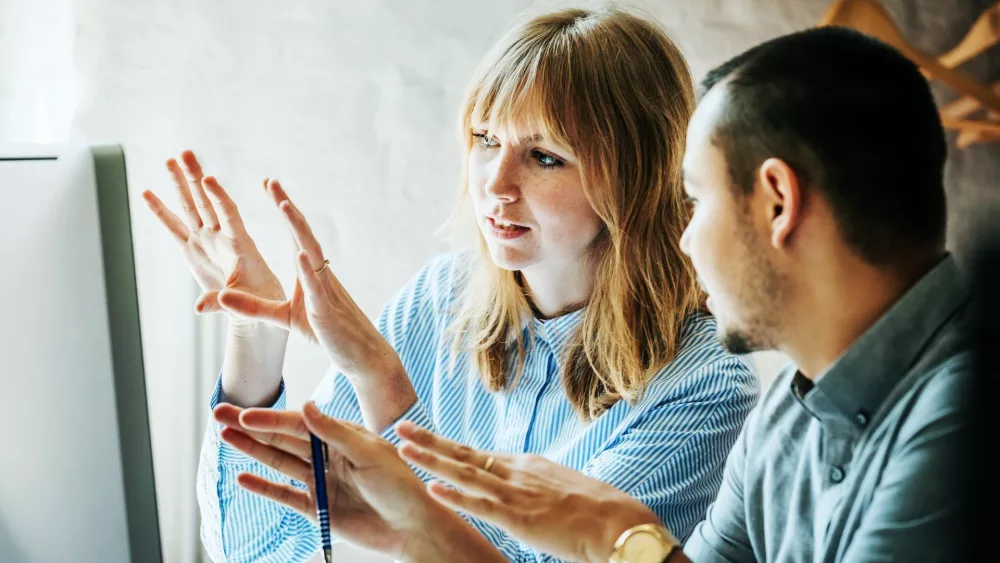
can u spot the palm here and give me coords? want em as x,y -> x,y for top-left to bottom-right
299,448 -> 426,556
325,454 -> 403,553
186,226 -> 283,302
143,151 -> 289,320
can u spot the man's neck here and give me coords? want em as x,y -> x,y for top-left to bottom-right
781,252 -> 944,379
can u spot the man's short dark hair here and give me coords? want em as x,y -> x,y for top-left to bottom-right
700,26 -> 947,266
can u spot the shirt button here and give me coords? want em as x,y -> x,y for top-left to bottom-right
855,411 -> 869,427
830,465 -> 845,483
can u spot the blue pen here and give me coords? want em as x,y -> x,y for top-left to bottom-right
310,432 -> 333,563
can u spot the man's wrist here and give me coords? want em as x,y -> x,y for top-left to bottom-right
593,504 -> 667,563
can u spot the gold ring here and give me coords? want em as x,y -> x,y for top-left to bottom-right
315,259 -> 330,274
482,455 -> 495,473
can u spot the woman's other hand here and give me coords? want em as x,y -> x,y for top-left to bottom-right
219,402 -> 507,563
397,422 -> 665,563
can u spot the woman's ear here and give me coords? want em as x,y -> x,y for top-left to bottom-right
757,157 -> 802,250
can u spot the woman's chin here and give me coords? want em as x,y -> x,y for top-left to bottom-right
486,245 -> 536,272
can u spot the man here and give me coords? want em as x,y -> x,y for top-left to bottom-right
216,26 -> 975,563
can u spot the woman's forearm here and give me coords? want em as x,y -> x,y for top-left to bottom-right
219,321 -> 288,407
348,357 -> 419,433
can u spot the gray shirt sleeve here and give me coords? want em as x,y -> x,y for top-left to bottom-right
682,408 -> 756,563
840,364 -> 970,562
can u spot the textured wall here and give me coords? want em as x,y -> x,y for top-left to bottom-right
3,1 -> 995,561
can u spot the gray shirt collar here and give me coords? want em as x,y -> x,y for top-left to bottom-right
792,254 -> 968,431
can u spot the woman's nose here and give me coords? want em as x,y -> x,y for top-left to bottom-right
483,151 -> 520,202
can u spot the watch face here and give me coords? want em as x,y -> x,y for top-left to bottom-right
622,530 -> 670,563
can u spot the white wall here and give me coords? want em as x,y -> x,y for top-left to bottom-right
3,1 -> 833,561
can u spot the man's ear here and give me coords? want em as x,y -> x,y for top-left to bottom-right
756,157 -> 802,250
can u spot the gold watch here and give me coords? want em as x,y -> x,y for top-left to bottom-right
609,523 -> 679,563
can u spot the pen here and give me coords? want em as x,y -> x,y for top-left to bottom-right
310,432 -> 333,563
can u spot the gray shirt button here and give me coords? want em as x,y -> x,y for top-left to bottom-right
830,465 -> 845,483
856,411 -> 869,427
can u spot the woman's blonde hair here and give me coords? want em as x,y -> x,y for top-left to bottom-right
449,6 -> 702,420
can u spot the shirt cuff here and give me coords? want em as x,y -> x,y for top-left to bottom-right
208,374 -> 288,465
378,399 -> 434,446
378,399 -> 436,483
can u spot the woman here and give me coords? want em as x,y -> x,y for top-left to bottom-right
145,6 -> 758,562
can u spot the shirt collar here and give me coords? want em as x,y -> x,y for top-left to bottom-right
796,254 -> 969,430
521,308 -> 586,365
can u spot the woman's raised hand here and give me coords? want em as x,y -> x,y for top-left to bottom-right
212,182 -> 416,430
142,150 -> 286,321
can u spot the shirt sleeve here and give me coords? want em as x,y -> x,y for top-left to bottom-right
197,378 -> 322,563
839,362 -> 972,563
682,403 -> 756,563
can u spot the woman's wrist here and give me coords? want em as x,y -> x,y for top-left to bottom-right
401,504 -> 507,563
221,321 -> 288,407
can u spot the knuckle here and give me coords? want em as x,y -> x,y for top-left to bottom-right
458,464 -> 478,481
454,445 -> 474,463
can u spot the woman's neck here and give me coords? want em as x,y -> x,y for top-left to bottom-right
519,257 -> 594,319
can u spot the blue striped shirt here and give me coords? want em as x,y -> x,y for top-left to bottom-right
197,252 -> 760,562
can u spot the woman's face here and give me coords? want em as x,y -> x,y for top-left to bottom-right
467,122 -> 603,273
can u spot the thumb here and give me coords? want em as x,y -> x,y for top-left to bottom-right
194,291 -> 222,314
302,402 -> 370,465
218,289 -> 291,329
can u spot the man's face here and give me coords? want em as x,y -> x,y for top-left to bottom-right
680,85 -> 785,354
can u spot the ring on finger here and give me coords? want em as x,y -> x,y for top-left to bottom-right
315,259 -> 330,274
482,455 -> 495,473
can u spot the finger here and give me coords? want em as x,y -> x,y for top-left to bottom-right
264,179 -> 301,251
220,426 -> 313,482
395,422 -> 510,479
278,199 -> 325,270
165,158 -> 202,229
213,403 -> 246,428
301,402 -> 381,466
218,289 -> 291,329
294,250 -> 328,315
194,291 -> 221,314
239,408 -> 310,440
426,481 -> 511,524
179,150 -> 220,230
213,405 -> 312,459
237,473 -> 315,520
142,190 -> 190,245
202,175 -> 248,238
398,442 -> 513,497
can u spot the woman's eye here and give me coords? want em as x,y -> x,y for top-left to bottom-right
472,132 -> 499,149
532,150 -> 563,168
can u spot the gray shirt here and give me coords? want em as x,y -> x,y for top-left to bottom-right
684,255 -> 974,562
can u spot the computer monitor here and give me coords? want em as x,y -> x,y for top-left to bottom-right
0,145 -> 162,563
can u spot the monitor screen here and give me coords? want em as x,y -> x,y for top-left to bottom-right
0,145 -> 162,563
